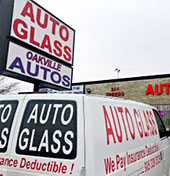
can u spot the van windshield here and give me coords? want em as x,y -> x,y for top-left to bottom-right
0,100 -> 18,153
16,100 -> 77,159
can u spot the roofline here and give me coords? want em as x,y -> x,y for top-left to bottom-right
73,73 -> 170,85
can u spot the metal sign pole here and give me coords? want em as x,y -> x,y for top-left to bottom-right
34,80 -> 40,92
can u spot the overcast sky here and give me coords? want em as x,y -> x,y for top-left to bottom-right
32,0 -> 170,83
13,0 -> 170,91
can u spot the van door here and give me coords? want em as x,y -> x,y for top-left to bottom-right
153,110 -> 170,176
6,94 -> 85,176
0,95 -> 26,176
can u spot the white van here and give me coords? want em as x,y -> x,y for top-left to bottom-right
0,94 -> 170,176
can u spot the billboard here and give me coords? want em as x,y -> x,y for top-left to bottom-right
11,0 -> 75,65
0,0 -> 75,90
7,42 -> 72,89
39,85 -> 84,94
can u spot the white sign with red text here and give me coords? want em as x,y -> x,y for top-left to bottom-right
10,0 -> 75,65
6,42 -> 72,89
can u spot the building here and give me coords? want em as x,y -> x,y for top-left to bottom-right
73,74 -> 170,129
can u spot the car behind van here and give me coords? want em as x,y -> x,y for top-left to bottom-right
0,94 -> 170,176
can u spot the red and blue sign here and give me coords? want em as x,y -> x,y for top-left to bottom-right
0,0 -> 75,90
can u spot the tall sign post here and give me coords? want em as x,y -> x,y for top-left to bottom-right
0,0 -> 75,91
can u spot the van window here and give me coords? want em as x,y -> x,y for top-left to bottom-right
16,100 -> 77,159
0,100 -> 18,152
153,110 -> 167,138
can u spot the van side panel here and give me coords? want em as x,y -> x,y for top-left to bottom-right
84,96 -> 162,176
1,94 -> 169,176
0,95 -> 26,176
0,94 -> 85,176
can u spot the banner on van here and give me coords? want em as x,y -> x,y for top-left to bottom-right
16,100 -> 77,159
0,101 -> 18,153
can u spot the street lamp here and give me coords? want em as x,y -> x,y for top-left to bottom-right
115,68 -> 121,78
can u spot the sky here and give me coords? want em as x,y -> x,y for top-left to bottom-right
9,0 -> 170,91
33,0 -> 170,82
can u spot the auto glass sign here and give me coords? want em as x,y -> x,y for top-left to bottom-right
11,0 -> 75,65
16,100 -> 77,159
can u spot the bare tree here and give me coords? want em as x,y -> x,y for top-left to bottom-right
0,76 -> 20,94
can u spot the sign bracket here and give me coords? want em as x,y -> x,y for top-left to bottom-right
34,80 -> 40,92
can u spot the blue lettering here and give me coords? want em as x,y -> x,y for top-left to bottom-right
32,54 -> 38,63
62,75 -> 70,87
40,66 -> 51,80
26,51 -> 33,60
51,71 -> 61,84
8,57 -> 25,73
27,61 -> 39,77
38,56 -> 44,64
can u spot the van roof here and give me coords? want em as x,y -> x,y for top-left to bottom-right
85,94 -> 155,109
0,93 -> 155,109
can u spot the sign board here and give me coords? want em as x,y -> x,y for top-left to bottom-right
7,42 -> 72,89
0,0 -> 75,90
39,85 -> 84,94
11,0 -> 75,66
16,99 -> 77,159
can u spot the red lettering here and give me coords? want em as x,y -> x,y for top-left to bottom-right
110,106 -> 122,143
63,46 -> 71,61
31,160 -> 37,169
164,83 -> 170,94
8,159 -> 13,167
53,41 -> 62,57
30,26 -> 40,47
62,165 -> 67,174
26,161 -> 30,169
117,107 -> 128,141
145,84 -> 154,95
149,111 -> 158,135
0,158 -> 18,168
50,17 -> 60,35
146,83 -> 170,95
125,108 -> 135,140
41,34 -> 52,53
13,19 -> 28,39
103,105 -> 116,145
104,157 -> 115,174
138,110 -> 148,137
59,25 -> 69,41
122,92 -> 125,96
36,8 -> 48,28
143,111 -> 150,137
155,84 -> 163,95
134,109 -> 144,138
13,160 -> 18,167
42,163 -> 47,171
20,158 -> 26,168
21,1 -> 35,23
146,111 -> 154,135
